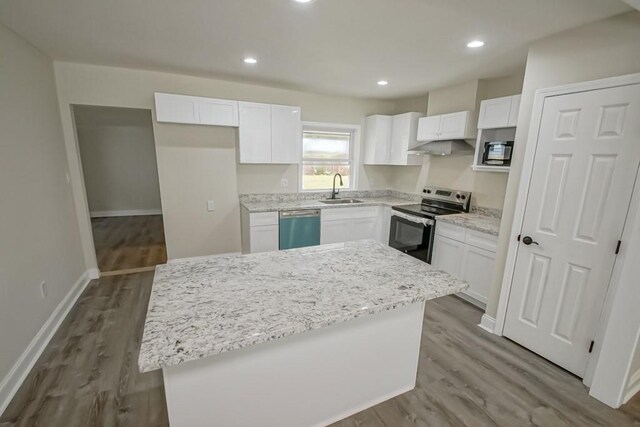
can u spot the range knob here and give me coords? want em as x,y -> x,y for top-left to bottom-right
422,189 -> 427,193
426,189 -> 432,194
461,195 -> 467,200
456,194 -> 461,199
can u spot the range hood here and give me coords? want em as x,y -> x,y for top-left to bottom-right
408,139 -> 474,156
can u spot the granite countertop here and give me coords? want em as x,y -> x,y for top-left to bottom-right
138,240 -> 468,372
436,212 -> 502,236
240,196 -> 417,213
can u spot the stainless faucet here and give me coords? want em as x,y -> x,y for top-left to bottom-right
330,173 -> 343,199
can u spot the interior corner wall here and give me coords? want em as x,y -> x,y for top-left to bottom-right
77,122 -> 162,216
0,23 -> 85,399
52,62 -> 397,261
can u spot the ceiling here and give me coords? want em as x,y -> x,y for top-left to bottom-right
0,0 -> 630,99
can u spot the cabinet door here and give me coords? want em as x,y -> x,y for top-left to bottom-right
417,115 -> 441,141
271,104 -> 301,164
250,225 -> 279,253
431,234 -> 465,276
459,245 -> 495,305
507,94 -> 522,127
239,102 -> 272,163
198,98 -> 239,126
350,217 -> 378,241
321,219 -> 350,244
478,96 -> 511,129
155,93 -> 199,124
363,115 -> 392,164
439,111 -> 469,139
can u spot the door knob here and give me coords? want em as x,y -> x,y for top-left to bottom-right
522,236 -> 539,246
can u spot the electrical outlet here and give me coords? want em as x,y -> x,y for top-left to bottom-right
280,178 -> 289,188
39,281 -> 47,299
207,200 -> 215,212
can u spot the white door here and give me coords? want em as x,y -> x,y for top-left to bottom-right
459,245 -> 495,305
417,115 -> 441,141
250,225 -> 279,253
271,104 -> 301,164
431,234 -> 464,275
439,111 -> 469,139
350,217 -> 378,241
504,84 -> 640,377
321,219 -> 350,244
364,115 -> 392,164
239,102 -> 271,163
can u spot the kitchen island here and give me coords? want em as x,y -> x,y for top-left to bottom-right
139,240 -> 467,427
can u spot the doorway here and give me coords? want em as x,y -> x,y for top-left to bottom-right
73,105 -> 167,275
502,83 -> 640,377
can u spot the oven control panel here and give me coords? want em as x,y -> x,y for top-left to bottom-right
422,186 -> 471,206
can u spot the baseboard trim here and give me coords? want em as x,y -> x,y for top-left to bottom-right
0,270 -> 93,416
624,369 -> 640,404
90,209 -> 162,218
478,314 -> 497,335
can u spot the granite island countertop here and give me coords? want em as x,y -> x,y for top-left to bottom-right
240,196 -> 417,213
436,212 -> 502,236
138,240 -> 468,372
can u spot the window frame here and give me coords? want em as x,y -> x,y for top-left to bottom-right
299,121 -> 361,193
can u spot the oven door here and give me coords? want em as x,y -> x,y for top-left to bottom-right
388,214 -> 435,263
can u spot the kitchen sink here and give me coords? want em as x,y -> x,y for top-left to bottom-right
320,199 -> 363,205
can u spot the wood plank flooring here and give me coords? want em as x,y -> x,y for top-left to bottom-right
91,215 -> 167,273
1,272 -> 638,426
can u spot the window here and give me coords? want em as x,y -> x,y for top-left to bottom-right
301,129 -> 354,191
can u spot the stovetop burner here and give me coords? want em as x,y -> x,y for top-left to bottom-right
392,186 -> 472,219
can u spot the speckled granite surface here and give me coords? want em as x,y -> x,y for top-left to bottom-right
239,190 -> 420,213
138,240 -> 467,372
436,212 -> 502,236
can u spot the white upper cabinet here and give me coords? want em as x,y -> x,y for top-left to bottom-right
507,94 -> 521,127
155,92 -> 238,126
417,111 -> 474,141
238,102 -> 301,164
155,93 -> 200,124
239,102 -> 272,163
271,104 -> 301,164
390,113 -> 423,166
198,98 -> 239,126
364,112 -> 423,165
477,94 -> 521,129
363,115 -> 392,165
416,115 -> 441,141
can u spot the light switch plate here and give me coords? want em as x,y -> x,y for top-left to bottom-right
207,200 -> 215,211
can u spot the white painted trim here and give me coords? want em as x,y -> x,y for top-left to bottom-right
625,369 -> 640,404
494,72 -> 640,336
87,268 -> 100,279
478,314 -> 497,334
0,270 -> 93,415
299,121 -> 362,193
90,209 -> 162,218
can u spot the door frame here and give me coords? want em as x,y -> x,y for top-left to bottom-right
494,73 -> 640,384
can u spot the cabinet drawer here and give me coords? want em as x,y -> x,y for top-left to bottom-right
321,206 -> 378,221
249,211 -> 279,227
435,222 -> 466,242
465,229 -> 498,252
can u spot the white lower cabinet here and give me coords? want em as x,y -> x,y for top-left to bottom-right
241,209 -> 279,254
431,222 -> 497,308
321,207 -> 379,244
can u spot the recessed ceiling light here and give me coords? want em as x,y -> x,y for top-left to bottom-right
377,80 -> 388,86
244,57 -> 257,64
467,40 -> 485,48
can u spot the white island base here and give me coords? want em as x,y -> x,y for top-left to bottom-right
162,301 -> 426,427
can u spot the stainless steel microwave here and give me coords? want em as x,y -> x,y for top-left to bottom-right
482,140 -> 513,166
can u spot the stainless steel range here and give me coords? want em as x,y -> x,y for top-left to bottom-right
389,186 -> 471,263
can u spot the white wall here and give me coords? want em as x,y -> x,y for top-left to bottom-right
76,111 -> 162,216
53,62 -> 397,262
0,23 -> 85,401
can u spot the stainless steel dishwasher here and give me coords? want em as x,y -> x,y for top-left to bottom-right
278,210 -> 321,250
